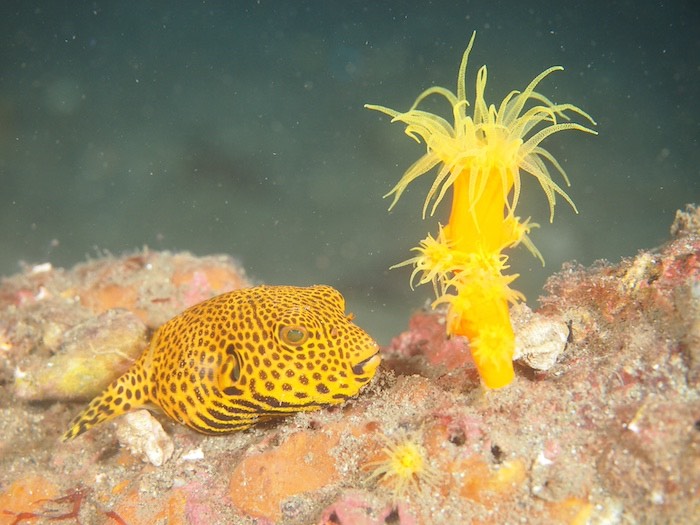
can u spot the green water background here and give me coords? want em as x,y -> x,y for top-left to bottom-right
1,1 -> 698,343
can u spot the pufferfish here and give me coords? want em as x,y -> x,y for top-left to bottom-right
62,285 -> 381,441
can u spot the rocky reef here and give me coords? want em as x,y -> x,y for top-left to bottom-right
0,206 -> 698,524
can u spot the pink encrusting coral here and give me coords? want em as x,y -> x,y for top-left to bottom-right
367,32 -> 596,388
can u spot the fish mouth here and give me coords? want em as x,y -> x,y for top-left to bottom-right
352,348 -> 382,375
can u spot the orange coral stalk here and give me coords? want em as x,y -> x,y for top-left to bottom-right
367,32 -> 595,388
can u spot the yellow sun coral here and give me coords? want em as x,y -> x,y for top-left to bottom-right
367,32 -> 596,389
363,429 -> 440,500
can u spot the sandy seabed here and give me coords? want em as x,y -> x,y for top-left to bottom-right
0,206 -> 698,525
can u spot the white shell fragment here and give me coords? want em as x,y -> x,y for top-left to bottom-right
181,447 -> 205,461
116,410 -> 174,467
512,304 -> 569,371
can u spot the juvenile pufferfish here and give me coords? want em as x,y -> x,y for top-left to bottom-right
62,285 -> 381,441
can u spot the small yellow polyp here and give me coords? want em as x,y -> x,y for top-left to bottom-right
450,294 -> 516,389
367,32 -> 595,388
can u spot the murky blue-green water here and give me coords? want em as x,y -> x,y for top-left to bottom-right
1,1 -> 698,343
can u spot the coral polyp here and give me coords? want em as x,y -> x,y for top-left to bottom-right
363,429 -> 440,500
366,31 -> 596,388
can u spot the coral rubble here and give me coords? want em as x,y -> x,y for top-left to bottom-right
0,206 -> 698,524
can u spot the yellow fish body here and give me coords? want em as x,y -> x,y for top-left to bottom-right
62,285 -> 381,440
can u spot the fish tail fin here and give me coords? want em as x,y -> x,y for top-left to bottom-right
61,366 -> 151,442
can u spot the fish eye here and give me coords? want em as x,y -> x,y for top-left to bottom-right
279,325 -> 309,346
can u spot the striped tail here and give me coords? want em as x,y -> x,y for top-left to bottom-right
61,366 -> 151,441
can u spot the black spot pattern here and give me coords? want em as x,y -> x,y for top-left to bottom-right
62,285 -> 380,440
